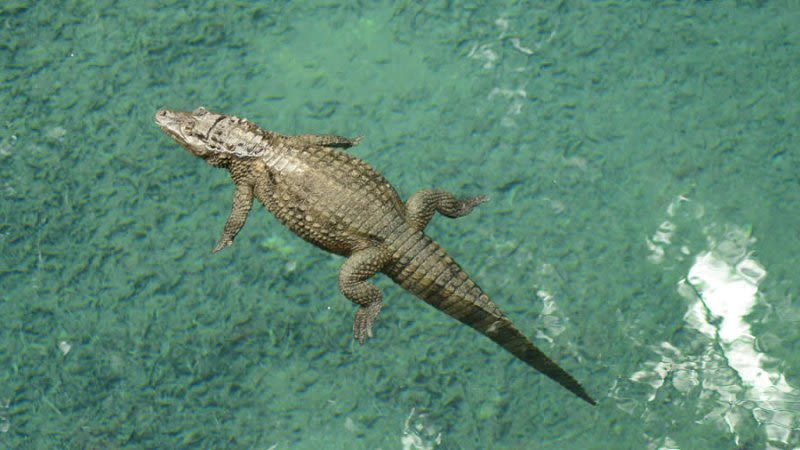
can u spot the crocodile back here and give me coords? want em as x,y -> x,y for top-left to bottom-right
255,141 -> 406,256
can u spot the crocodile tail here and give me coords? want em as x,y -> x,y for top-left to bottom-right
386,234 -> 596,405
481,317 -> 597,405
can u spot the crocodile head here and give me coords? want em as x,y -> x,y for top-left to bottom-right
154,107 -> 224,159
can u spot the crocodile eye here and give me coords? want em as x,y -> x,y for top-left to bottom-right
193,107 -> 207,116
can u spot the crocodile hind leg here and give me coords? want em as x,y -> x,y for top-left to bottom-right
339,246 -> 389,344
405,189 -> 487,232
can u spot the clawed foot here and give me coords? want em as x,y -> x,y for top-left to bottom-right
212,237 -> 233,253
459,194 -> 488,215
353,303 -> 382,345
445,194 -> 488,218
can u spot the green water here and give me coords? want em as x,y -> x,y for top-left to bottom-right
2,1 -> 799,449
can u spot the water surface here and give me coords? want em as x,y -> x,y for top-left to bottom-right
1,1 -> 798,448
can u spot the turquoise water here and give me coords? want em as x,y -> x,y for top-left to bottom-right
2,1 -> 799,448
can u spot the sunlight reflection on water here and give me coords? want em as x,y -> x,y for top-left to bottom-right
633,196 -> 799,449
681,239 -> 797,447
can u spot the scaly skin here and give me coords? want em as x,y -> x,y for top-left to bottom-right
154,107 -> 596,405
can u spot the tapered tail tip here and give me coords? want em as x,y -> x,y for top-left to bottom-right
578,389 -> 597,406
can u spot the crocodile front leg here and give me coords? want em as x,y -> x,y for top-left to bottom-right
289,134 -> 362,148
212,183 -> 254,253
339,246 -> 390,344
405,189 -> 487,232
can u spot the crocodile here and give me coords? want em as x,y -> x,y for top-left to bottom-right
154,106 -> 596,405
